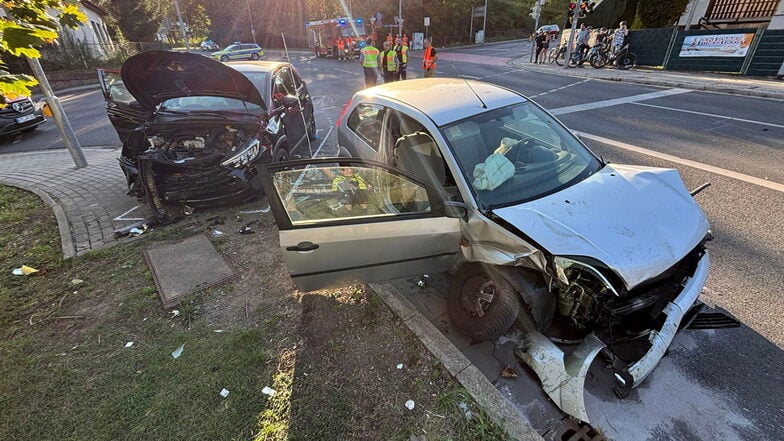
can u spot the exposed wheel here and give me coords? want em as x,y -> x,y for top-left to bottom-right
220,55 -> 229,62
617,52 -> 637,70
590,53 -> 607,69
274,143 -> 289,162
554,48 -> 565,66
250,53 -> 260,60
447,263 -> 521,341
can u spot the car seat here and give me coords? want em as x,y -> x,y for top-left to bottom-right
394,131 -> 445,187
445,121 -> 489,176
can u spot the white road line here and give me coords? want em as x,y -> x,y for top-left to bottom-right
334,68 -> 356,75
460,74 -> 483,79
550,88 -> 691,115
530,78 -> 591,98
481,69 -> 522,79
580,132 -> 784,193
632,102 -> 784,129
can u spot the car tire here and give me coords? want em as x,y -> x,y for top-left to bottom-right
447,263 -> 521,341
251,53 -> 260,60
220,55 -> 229,62
274,143 -> 289,162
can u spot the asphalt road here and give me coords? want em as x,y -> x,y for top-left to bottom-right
3,44 -> 782,440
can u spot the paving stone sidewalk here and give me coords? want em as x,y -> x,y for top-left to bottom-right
0,148 -> 134,258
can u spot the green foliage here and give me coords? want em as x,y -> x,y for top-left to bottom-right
0,0 -> 86,104
582,0 -> 627,29
100,0 -> 170,41
633,0 -> 689,28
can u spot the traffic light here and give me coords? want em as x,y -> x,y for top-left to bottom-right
578,0 -> 596,17
568,2 -> 576,17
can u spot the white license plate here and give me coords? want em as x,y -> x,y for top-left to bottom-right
16,114 -> 36,123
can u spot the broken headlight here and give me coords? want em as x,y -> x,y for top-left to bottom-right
221,138 -> 262,168
553,256 -> 621,329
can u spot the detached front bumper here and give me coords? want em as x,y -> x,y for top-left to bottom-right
615,251 -> 710,390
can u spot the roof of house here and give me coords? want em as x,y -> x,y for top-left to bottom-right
81,0 -> 108,17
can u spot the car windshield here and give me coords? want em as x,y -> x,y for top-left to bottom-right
440,102 -> 601,209
158,96 -> 263,113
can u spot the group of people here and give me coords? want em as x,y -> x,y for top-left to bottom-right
358,36 -> 439,88
335,37 -> 357,61
534,21 -> 629,65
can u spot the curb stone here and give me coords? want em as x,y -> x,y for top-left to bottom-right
370,282 -> 544,441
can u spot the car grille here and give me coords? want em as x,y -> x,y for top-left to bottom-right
1,99 -> 33,115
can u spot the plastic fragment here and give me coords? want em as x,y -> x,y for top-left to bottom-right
396,363 -> 404,370
129,224 -> 147,236
238,225 -> 255,234
405,399 -> 416,410
416,274 -> 430,288
12,265 -> 39,276
70,278 -> 84,287
124,342 -> 134,348
171,310 -> 180,318
171,344 -> 184,359
213,329 -> 225,333
262,386 -> 276,396
457,402 -> 473,421
239,204 -> 270,214
219,388 -> 230,398
211,229 -> 225,238
183,205 -> 194,215
500,366 -> 518,378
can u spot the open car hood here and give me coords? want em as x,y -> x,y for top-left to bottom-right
120,51 -> 266,110
493,164 -> 710,289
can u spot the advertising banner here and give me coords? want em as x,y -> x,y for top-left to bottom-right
679,33 -> 754,57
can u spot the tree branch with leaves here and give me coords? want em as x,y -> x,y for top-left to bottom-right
0,0 -> 86,106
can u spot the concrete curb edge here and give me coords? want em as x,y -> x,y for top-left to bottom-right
369,282 -> 544,441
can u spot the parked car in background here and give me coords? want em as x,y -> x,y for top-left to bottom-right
537,24 -> 560,38
0,96 -> 46,137
211,43 -> 264,62
261,78 -> 712,423
97,51 -> 315,223
200,39 -> 219,51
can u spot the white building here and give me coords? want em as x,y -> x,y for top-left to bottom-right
679,0 -> 784,30
58,0 -> 114,57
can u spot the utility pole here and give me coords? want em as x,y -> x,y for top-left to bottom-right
482,0 -> 488,44
246,0 -> 257,44
398,0 -> 403,37
684,0 -> 698,31
529,0 -> 543,63
563,3 -> 580,69
173,0 -> 190,50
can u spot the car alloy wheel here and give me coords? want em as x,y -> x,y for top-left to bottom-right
220,55 -> 229,62
251,53 -> 260,60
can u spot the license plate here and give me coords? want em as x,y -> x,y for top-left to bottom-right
16,114 -> 36,123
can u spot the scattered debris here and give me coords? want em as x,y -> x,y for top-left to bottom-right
213,329 -> 225,333
171,344 -> 184,359
70,278 -> 84,287
238,221 -> 256,235
211,229 -> 225,238
12,265 -> 39,276
114,220 -> 150,238
396,363 -> 404,370
219,388 -> 230,398
170,310 -> 180,318
125,342 -> 134,348
262,386 -> 276,396
405,399 -> 416,410
416,274 -> 430,288
239,204 -> 270,214
500,366 -> 518,378
457,402 -> 473,421
129,224 -> 148,236
183,205 -> 195,215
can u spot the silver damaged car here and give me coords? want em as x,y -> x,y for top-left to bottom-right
257,78 -> 712,422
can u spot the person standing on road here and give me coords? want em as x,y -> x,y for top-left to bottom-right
336,38 -> 346,61
423,38 -> 438,78
380,41 -> 398,83
534,31 -> 545,64
394,36 -> 408,80
359,38 -> 380,88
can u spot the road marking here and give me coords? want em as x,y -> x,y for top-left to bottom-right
459,74 -> 483,79
113,205 -> 146,221
550,88 -> 691,115
530,78 -> 592,98
632,102 -> 784,129
481,69 -> 523,79
334,68 -> 355,75
580,132 -> 784,193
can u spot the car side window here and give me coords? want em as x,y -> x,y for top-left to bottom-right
270,164 -> 431,227
347,103 -> 385,152
101,71 -> 135,105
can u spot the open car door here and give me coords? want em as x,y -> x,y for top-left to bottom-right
259,158 -> 463,291
97,68 -> 151,148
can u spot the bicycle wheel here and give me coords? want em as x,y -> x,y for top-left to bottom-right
590,52 -> 607,69
547,48 -> 557,63
617,52 -> 637,70
567,53 -> 579,68
554,48 -> 565,66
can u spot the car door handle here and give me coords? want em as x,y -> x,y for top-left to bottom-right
286,241 -> 319,252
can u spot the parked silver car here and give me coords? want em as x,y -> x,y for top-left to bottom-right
258,78 -> 711,422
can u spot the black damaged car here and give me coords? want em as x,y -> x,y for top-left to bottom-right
98,51 -> 316,223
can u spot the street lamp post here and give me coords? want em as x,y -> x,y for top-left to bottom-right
398,0 -> 403,37
247,0 -> 257,44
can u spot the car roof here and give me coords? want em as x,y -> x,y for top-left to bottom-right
226,61 -> 287,73
356,78 -> 527,126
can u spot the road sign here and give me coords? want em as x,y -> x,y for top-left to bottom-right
424,16 -> 430,26
472,6 -> 485,17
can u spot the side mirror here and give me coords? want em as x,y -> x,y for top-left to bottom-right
442,200 -> 468,221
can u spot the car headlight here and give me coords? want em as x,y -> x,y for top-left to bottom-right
553,256 -> 620,297
221,139 -> 262,168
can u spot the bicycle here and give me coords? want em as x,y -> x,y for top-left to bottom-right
590,43 -> 637,70
548,45 -> 566,66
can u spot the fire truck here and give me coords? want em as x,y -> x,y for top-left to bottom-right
305,17 -> 370,59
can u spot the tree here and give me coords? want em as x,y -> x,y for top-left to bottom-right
0,0 -> 86,106
632,0 -> 688,28
100,0 -> 169,41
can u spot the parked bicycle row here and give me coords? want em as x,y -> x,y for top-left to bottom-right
536,21 -> 637,71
